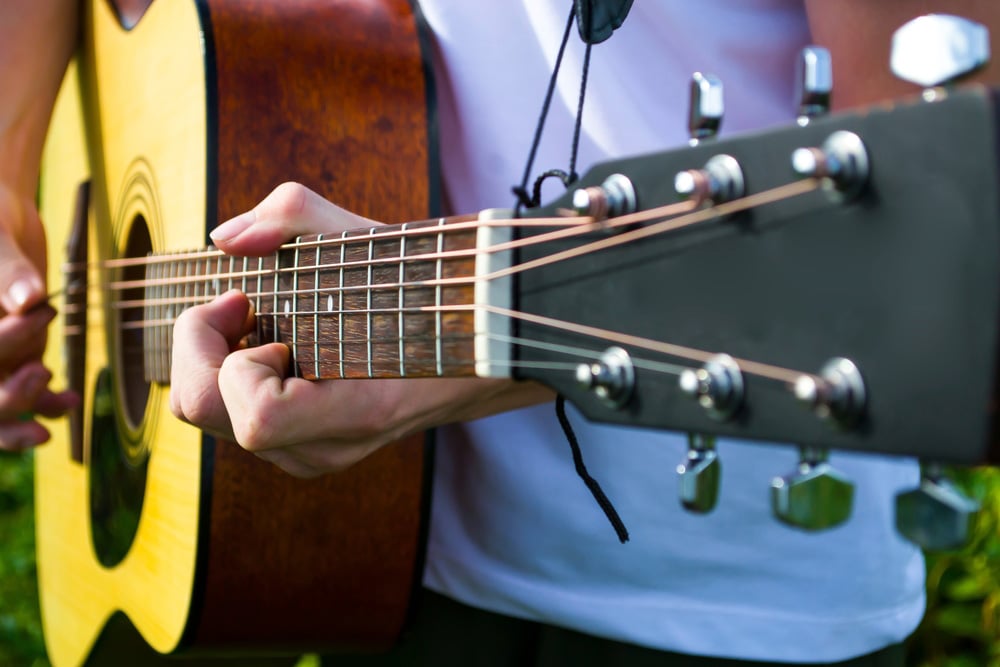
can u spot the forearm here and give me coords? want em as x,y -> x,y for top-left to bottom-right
805,0 -> 1000,111
0,0 -> 79,201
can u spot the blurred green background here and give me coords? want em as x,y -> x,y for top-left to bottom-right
1,449 -> 997,666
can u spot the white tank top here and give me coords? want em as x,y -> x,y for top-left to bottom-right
418,1 -> 926,662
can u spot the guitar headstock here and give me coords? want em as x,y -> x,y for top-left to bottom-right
511,80 -> 1000,469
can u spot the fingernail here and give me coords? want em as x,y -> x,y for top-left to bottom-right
7,277 -> 42,311
210,211 -> 255,243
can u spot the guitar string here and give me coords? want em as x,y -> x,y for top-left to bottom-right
90,214 -> 604,271
87,177 -> 810,290
120,329 -> 700,380
119,328 -> 689,377
58,180 -> 822,386
103,301 -> 813,387
76,179 -> 816,305
100,198 -> 699,293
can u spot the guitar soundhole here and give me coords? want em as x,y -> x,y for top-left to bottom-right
89,367 -> 147,568
118,217 -> 151,429
88,217 -> 152,568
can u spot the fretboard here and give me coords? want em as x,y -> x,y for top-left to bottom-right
137,218 -> 481,383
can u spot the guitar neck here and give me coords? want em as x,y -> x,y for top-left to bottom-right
138,215 -> 488,383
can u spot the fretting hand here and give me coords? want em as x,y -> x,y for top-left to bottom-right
169,182 -> 552,477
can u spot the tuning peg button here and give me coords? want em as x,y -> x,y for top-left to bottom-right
677,433 -> 720,514
796,46 -> 833,124
571,173 -> 637,224
891,14 -> 990,89
678,353 -> 744,421
793,357 -> 867,430
575,346 -> 635,408
688,72 -> 724,145
771,447 -> 854,530
895,464 -> 980,551
791,131 -> 869,202
674,154 -> 745,207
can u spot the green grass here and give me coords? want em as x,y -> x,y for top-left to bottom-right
0,450 -> 47,666
1,449 -> 997,666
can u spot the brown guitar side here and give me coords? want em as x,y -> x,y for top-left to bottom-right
187,0 -> 436,653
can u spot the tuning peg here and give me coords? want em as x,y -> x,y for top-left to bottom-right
796,46 -> 832,125
677,433 -> 720,514
688,72 -> 723,145
891,14 -> 990,89
678,353 -> 744,421
575,346 -> 635,408
895,464 -> 980,551
571,173 -> 637,224
791,131 -> 869,202
792,357 -> 867,430
771,447 -> 854,530
674,154 -> 745,207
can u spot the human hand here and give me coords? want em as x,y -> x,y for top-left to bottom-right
170,183 -> 551,477
0,183 -> 79,450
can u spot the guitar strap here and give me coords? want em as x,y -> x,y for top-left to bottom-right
511,1 -> 633,544
511,0 -> 634,212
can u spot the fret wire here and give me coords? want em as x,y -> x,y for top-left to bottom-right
367,229 -> 375,378
273,250 -> 280,346
143,258 -> 151,381
291,239 -> 301,378
205,256 -> 212,300
151,258 -> 158,380
256,256 -> 264,343
398,223 -> 407,378
339,230 -> 346,379
215,254 -> 223,296
183,254 -> 191,315
241,256 -> 248,295
153,259 -> 160,380
435,218 -> 444,376
165,255 -> 176,381
229,255 -> 236,293
192,255 -> 200,315
313,233 -> 323,380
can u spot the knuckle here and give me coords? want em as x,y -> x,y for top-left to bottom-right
261,182 -> 309,220
172,383 -> 217,428
232,409 -> 276,452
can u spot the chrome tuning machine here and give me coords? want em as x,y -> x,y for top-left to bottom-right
575,346 -> 635,409
796,45 -> 832,125
678,353 -> 744,421
771,447 -> 855,531
895,463 -> 980,551
891,14 -> 990,93
674,154 -> 744,207
793,357 -> 866,430
791,131 -> 869,201
571,173 -> 637,226
687,72 -> 723,145
677,433 -> 721,514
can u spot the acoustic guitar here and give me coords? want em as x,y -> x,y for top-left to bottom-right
38,1 -> 1000,665
37,0 -> 434,664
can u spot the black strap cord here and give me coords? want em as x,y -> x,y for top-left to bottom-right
512,5 -> 594,214
510,3 -> 629,544
556,396 -> 630,544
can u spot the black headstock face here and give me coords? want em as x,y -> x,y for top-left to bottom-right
511,86 -> 1000,464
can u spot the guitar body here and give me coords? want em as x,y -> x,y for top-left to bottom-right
36,1 -> 435,664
